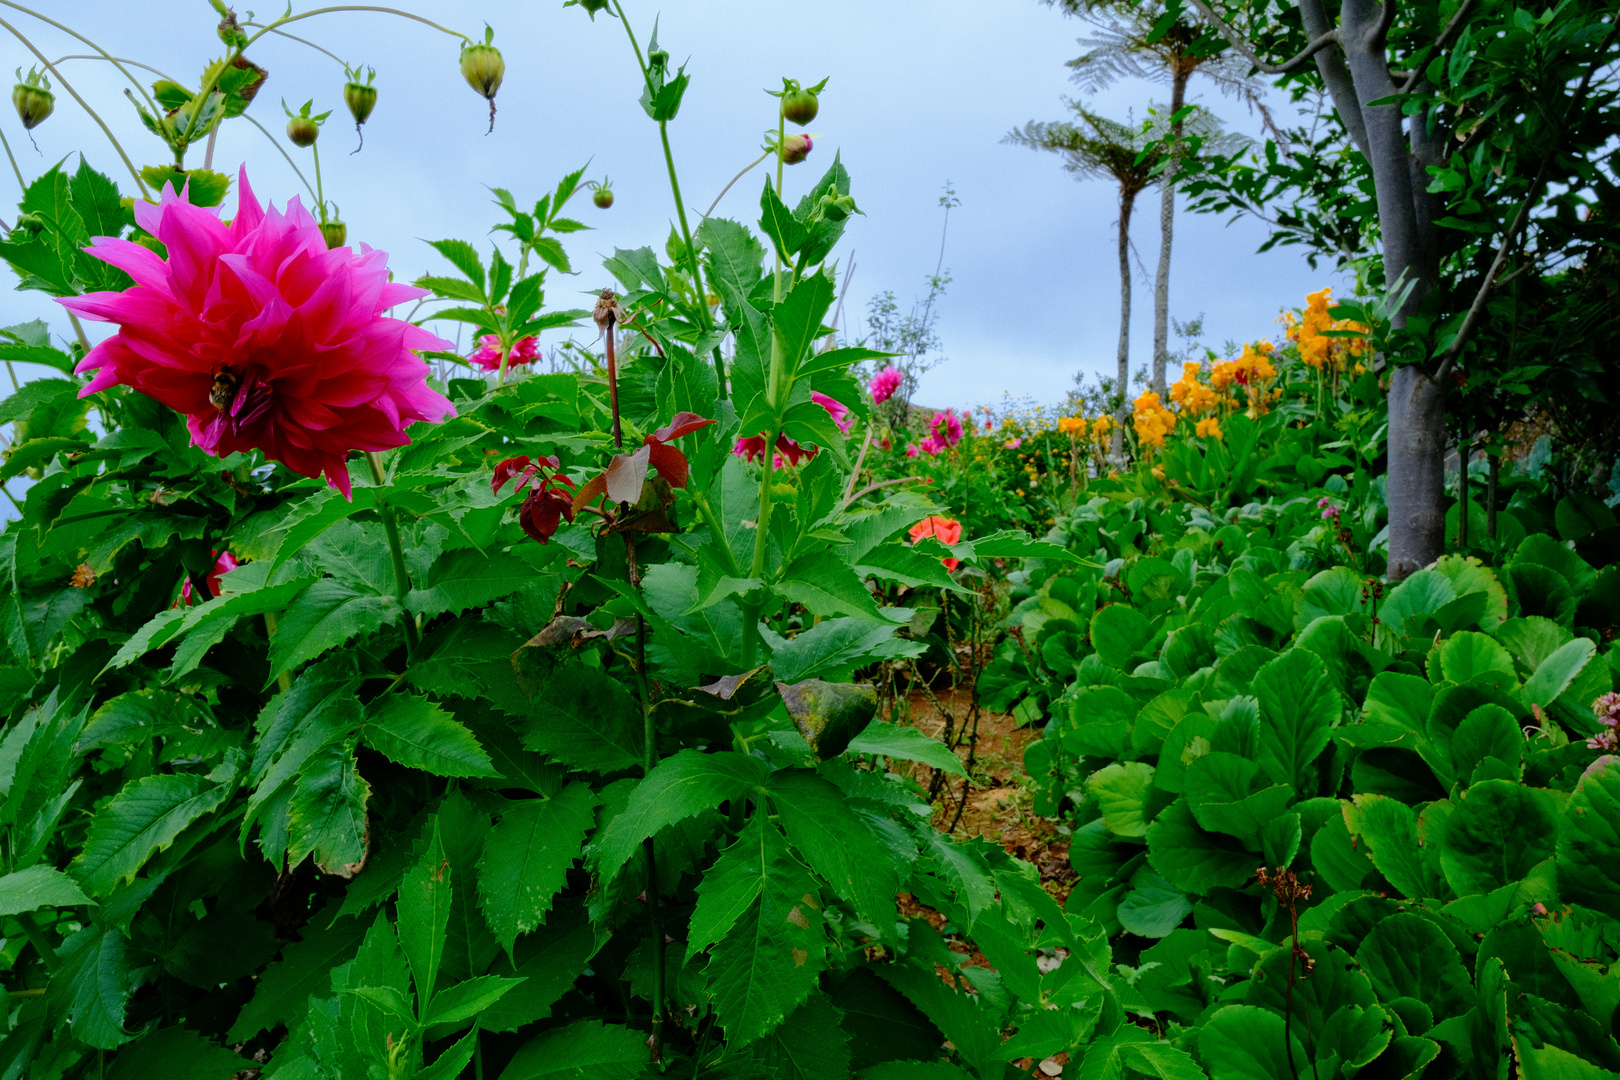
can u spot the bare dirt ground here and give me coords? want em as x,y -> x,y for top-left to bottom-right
887,687 -> 1080,1077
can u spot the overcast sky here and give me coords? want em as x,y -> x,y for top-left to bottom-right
2,0 -> 1350,408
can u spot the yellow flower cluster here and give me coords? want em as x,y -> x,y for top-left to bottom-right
1057,416 -> 1087,436
1091,415 -> 1113,442
1286,287 -> 1369,372
1210,341 -> 1278,394
1195,416 -> 1223,440
1133,391 -> 1176,448
1169,362 -> 1218,416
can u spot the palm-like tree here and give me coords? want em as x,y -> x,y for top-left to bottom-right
1053,0 -> 1276,396
1008,104 -> 1232,462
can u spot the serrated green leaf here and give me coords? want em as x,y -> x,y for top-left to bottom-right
53,927 -> 137,1049
499,1020 -> 649,1079
0,864 -> 91,915
399,822 -> 451,1008
421,974 -> 525,1026
106,1026 -> 247,1080
268,579 -> 401,681
477,783 -> 598,954
286,745 -> 371,877
846,721 -> 966,777
517,666 -> 643,773
406,548 -> 542,619
593,750 -> 768,885
71,772 -> 235,897
362,694 -> 496,778
768,769 -> 898,928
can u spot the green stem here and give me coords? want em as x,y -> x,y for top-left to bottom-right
0,16 -> 147,195
17,911 -> 57,972
365,451 -> 421,658
242,113 -> 322,205
0,123 -> 23,196
66,311 -> 91,356
311,142 -> 327,223
1,3 -> 162,117
689,490 -> 741,577
608,0 -> 727,399
264,613 -> 293,692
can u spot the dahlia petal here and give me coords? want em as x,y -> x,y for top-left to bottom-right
377,282 -> 428,310
230,166 -> 264,237
75,238 -> 174,295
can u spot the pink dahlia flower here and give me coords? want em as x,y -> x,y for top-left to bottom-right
869,367 -> 902,404
905,444 -> 920,458
176,549 -> 239,607
811,391 -> 853,434
469,333 -> 539,372
59,169 -> 455,498
930,408 -> 963,449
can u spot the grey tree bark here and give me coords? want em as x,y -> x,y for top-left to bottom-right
1150,62 -> 1191,398
1112,186 -> 1138,466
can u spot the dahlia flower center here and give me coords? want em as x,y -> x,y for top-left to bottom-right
210,364 -> 275,425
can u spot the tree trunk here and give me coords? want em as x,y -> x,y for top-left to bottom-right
1151,60 -> 1190,399
1112,186 -> 1137,468
1387,365 -> 1448,579
1335,0 -> 1444,578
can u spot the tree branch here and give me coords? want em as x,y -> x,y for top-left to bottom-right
1400,0 -> 1478,94
1433,19 -> 1619,384
1182,0 -> 1343,74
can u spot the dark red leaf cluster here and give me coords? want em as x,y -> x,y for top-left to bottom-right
493,454 -> 578,544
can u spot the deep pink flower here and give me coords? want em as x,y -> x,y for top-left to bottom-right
811,391 -> 853,434
930,408 -> 964,449
734,433 -> 816,468
905,444 -> 919,459
869,367 -> 902,404
919,435 -> 946,456
59,169 -> 455,498
469,333 -> 539,372
177,550 -> 239,607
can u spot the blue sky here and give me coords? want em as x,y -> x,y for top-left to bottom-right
2,0 -> 1348,407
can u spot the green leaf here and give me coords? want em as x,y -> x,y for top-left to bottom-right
1356,912 -> 1470,1014
227,914 -> 367,1040
1432,631 -> 1517,685
1147,798 -> 1257,894
106,1027 -> 247,1080
421,974 -> 525,1025
71,771 -> 235,897
427,238 -> 486,291
1381,569 -> 1457,637
518,666 -> 643,774
480,900 -> 600,1032
1092,603 -> 1156,670
1557,756 -> 1620,922
959,529 -> 1086,564
268,487 -> 380,574
778,550 -> 893,622
592,750 -> 768,885
751,992 -> 853,1080
53,928 -> 137,1049
846,721 -> 966,777
1184,752 -> 1294,846
1091,761 -> 1156,838
770,619 -> 915,683
268,579 -> 401,681
1441,779 -> 1557,896
1252,648 -> 1339,792
499,1020 -> 649,1079
1199,1005 -> 1303,1080
0,864 -> 92,915
703,814 -> 829,1045
768,769 -> 899,927
1344,794 -> 1442,899
362,694 -> 496,778
759,178 -> 810,262
407,548 -> 541,618
416,1029 -> 480,1080
476,783 -> 598,954
1522,639 -> 1596,710
286,745 -> 371,877
1117,872 -> 1193,938
398,823 -> 451,1007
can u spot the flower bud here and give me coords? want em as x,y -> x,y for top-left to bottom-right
286,115 -> 318,147
344,67 -> 377,126
460,28 -> 504,133
648,48 -> 669,71
567,0 -> 611,17
217,7 -> 249,49
591,181 -> 614,209
12,68 -> 54,131
320,220 -> 347,249
779,133 -> 813,165
781,87 -> 818,126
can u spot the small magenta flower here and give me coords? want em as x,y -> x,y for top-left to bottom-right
1588,729 -> 1620,752
811,391 -> 853,434
927,408 -> 963,451
1318,496 -> 1342,522
905,444 -> 919,458
60,170 -> 454,498
177,550 -> 239,607
869,367 -> 902,404
780,133 -> 813,165
469,334 -> 539,372
1004,437 -> 1022,449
